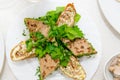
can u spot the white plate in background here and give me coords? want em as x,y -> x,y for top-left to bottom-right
98,0 -> 120,34
6,0 -> 102,80
0,0 -> 17,9
0,33 -> 5,74
104,52 -> 120,80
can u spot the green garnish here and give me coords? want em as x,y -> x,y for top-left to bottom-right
25,6 -> 83,67
74,13 -> 81,23
49,24 -> 84,40
22,29 -> 27,36
26,39 -> 33,52
26,32 -> 72,67
36,7 -> 65,27
35,66 -> 43,80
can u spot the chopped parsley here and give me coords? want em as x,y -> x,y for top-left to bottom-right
26,32 -> 72,67
22,29 -> 27,36
35,66 -> 43,80
74,13 -> 81,23
25,6 -> 83,67
49,24 -> 84,40
36,7 -> 65,28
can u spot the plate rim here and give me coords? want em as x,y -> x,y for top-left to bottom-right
98,0 -> 120,34
104,50 -> 120,80
0,33 -> 5,74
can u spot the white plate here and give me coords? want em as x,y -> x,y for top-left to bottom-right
0,0 -> 17,9
98,0 -> 120,34
104,51 -> 120,80
6,0 -> 102,80
0,33 -> 5,74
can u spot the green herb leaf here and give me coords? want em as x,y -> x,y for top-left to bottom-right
35,66 -> 40,76
26,39 -> 33,52
25,6 -> 83,67
56,7 -> 65,14
30,32 -> 44,40
49,24 -> 84,40
35,66 -> 43,80
35,47 -> 44,58
22,29 -> 27,36
74,13 -> 81,23
60,58 -> 69,67
36,6 -> 65,28
64,25 -> 84,40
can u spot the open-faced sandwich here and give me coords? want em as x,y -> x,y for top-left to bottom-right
10,3 -> 97,80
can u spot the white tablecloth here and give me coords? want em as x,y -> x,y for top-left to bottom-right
0,0 -> 120,80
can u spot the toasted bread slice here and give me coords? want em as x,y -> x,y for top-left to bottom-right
63,38 -> 97,56
25,18 -> 58,78
57,4 -> 86,80
35,4 -> 82,79
60,56 -> 86,80
39,54 -> 59,79
10,41 -> 36,61
57,3 -> 76,27
57,3 -> 97,56
10,18 -> 48,61
24,18 -> 50,37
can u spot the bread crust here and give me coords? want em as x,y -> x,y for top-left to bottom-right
10,41 -> 36,61
60,56 -> 86,80
57,3 -> 76,27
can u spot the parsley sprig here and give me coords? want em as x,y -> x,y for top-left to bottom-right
25,6 -> 83,67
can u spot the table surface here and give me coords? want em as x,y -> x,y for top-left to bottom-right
0,0 -> 120,80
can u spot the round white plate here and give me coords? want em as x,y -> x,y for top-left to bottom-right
0,33 -> 4,74
98,0 -> 120,34
104,51 -> 120,80
6,0 -> 102,80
